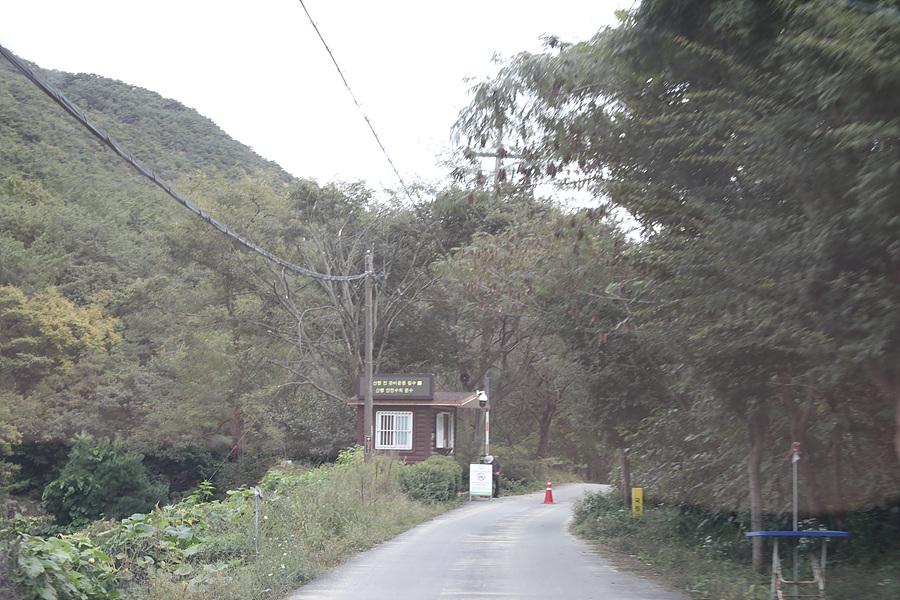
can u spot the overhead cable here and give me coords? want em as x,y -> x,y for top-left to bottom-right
0,42 -> 370,283
295,0 -> 449,257
296,0 -> 414,202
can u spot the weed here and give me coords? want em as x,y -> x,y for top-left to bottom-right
3,448 -> 446,600
572,490 -> 896,600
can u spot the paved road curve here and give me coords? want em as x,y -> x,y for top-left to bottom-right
285,483 -> 686,600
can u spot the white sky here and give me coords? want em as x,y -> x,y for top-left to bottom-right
1,1 -> 628,191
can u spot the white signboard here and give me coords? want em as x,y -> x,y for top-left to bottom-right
469,464 -> 493,500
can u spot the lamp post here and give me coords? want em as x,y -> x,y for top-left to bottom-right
476,390 -> 489,457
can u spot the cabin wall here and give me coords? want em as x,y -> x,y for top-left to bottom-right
355,405 -> 459,463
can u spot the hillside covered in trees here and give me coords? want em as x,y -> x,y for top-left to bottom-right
0,55 -> 363,494
0,52 -> 568,504
1,2 -> 899,582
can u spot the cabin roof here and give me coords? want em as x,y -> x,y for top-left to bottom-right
348,391 -> 479,408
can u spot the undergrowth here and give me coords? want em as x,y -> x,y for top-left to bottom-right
572,490 -> 900,600
1,447 -> 449,600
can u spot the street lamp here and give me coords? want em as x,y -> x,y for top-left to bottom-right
476,390 -> 489,456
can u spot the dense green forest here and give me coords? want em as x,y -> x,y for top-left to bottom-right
451,0 -> 900,570
1,0 -> 899,580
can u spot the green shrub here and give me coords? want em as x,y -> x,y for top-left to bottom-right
0,458 -> 20,507
398,456 -> 461,504
573,490 -> 644,539
573,488 -> 626,522
7,442 -> 70,497
140,446 -> 223,500
488,446 -> 548,485
571,491 -> 900,600
8,455 -> 446,600
824,497 -> 900,564
41,434 -> 168,527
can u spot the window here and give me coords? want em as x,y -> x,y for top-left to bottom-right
435,412 -> 454,449
375,411 -> 413,450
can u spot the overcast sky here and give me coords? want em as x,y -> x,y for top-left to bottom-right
2,1 -> 629,191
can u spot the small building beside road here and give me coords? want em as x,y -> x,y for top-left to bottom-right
349,374 -> 480,463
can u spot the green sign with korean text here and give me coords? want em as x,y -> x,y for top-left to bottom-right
357,374 -> 435,400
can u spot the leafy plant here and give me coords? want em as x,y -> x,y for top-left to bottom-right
14,532 -> 120,600
489,445 -> 549,485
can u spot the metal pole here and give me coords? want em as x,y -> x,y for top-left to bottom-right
792,445 -> 799,531
484,374 -> 490,456
364,250 -> 374,462
485,409 -> 490,457
254,486 -> 263,555
493,124 -> 504,198
791,443 -> 800,595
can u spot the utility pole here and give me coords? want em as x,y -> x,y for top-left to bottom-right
467,131 -> 518,199
364,249 -> 374,462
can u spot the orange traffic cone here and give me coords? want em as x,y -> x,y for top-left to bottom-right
542,480 -> 555,504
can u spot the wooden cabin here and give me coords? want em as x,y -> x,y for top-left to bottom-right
350,374 -> 480,463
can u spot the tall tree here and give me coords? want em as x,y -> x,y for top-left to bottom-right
431,209 -> 638,466
0,285 -> 120,396
453,0 -> 900,569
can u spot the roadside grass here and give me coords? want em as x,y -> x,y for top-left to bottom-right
3,448 -> 452,600
572,490 -> 900,600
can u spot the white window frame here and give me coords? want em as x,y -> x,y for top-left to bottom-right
435,412 -> 454,449
375,411 -> 413,450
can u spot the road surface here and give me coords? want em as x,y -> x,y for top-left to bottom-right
285,482 -> 686,600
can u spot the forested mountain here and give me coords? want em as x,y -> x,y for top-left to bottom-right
2,59 -> 291,182
0,54 -> 560,500
0,56 -> 361,494
0,58 -> 292,301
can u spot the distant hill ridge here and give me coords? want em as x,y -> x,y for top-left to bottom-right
0,56 -> 300,303
0,58 -> 294,191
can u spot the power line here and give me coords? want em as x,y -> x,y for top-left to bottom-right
295,0 -> 449,257
1,34 -> 489,384
0,39 -> 459,463
296,0 -> 415,203
0,42 -> 370,283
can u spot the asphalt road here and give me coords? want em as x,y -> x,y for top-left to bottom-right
285,482 -> 687,600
